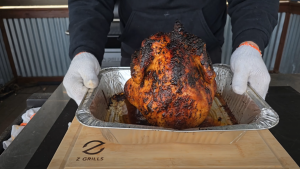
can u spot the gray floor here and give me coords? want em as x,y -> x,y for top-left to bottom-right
0,85 -> 58,134
270,74 -> 300,93
0,74 -> 299,135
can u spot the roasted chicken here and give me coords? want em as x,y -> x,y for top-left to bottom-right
124,21 -> 217,129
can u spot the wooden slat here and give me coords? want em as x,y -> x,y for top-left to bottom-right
0,8 -> 68,18
0,1 -> 296,19
0,19 -> 18,78
0,0 -> 67,6
17,76 -> 64,84
290,2 -> 300,15
273,1 -> 300,72
273,12 -> 291,73
279,2 -> 300,14
279,2 -> 291,13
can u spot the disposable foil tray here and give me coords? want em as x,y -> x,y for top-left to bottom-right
76,64 -> 279,144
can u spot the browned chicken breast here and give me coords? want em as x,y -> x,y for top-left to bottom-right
124,21 -> 217,129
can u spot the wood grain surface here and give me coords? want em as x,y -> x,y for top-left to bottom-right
48,118 -> 299,169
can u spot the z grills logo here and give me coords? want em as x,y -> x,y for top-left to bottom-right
82,140 -> 105,155
76,140 -> 105,162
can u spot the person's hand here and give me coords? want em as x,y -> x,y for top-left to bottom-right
230,42 -> 270,99
63,52 -> 101,105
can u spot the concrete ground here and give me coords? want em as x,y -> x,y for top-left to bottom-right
270,74 -> 300,93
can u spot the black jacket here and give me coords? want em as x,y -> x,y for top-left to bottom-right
68,0 -> 279,64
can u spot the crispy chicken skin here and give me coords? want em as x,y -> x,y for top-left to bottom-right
124,21 -> 217,129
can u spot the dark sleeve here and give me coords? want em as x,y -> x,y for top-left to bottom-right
68,0 -> 116,63
228,0 -> 279,54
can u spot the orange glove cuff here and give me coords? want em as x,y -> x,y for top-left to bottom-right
20,113 -> 36,126
239,42 -> 261,55
75,52 -> 87,57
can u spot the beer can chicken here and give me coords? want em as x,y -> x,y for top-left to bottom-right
124,21 -> 217,129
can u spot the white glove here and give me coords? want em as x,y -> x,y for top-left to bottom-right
63,52 -> 101,105
3,125 -> 25,149
3,107 -> 40,149
230,45 -> 270,99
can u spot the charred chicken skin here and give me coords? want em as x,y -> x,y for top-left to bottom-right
124,21 -> 217,129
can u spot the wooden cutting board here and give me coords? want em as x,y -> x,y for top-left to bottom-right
48,118 -> 299,169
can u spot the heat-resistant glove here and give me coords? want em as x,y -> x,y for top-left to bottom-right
63,52 -> 101,105
230,43 -> 270,99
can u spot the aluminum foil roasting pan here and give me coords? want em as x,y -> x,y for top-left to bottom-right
76,64 -> 279,144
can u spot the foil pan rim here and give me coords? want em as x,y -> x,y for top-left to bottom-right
75,64 -> 279,132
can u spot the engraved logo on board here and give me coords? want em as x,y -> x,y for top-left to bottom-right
82,140 -> 105,155
76,140 -> 105,162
